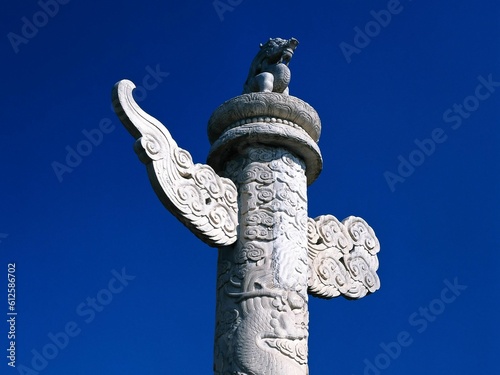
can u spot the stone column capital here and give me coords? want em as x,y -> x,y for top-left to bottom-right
207,92 -> 323,185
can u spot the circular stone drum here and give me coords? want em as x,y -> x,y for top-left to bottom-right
207,92 -> 323,185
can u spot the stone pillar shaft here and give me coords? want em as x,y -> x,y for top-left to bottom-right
214,146 -> 309,374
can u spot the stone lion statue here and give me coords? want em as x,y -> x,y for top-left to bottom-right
243,37 -> 299,95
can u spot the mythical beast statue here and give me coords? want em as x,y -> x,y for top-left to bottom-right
243,37 -> 299,95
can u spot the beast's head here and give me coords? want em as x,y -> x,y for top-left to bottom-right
259,37 -> 299,66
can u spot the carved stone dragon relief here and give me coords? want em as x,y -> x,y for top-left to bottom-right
112,37 -> 381,375
214,146 -> 310,374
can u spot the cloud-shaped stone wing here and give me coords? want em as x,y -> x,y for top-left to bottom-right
307,215 -> 380,299
112,80 -> 238,247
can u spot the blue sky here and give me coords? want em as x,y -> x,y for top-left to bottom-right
1,0 -> 499,374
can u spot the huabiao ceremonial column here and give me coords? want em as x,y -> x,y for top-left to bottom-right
112,37 -> 381,375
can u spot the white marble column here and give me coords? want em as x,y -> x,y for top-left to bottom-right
214,146 -> 310,374
112,38 -> 381,375
207,92 -> 323,374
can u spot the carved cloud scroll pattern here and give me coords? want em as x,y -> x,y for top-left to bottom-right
307,215 -> 380,299
214,146 -> 310,375
112,80 -> 238,247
